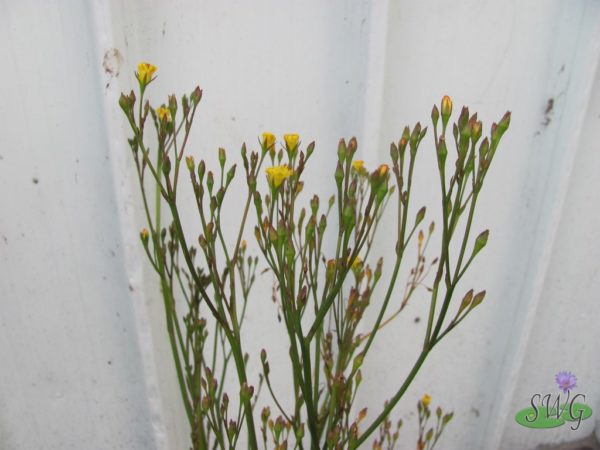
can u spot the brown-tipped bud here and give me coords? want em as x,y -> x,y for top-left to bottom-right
458,106 -> 469,131
458,289 -> 474,314
492,111 -> 511,144
306,141 -> 315,159
226,164 -> 236,185
240,382 -> 254,402
415,206 -> 426,226
347,137 -> 358,158
181,94 -> 189,116
473,229 -> 489,255
254,226 -> 262,244
338,138 -> 347,162
479,137 -> 490,161
185,155 -> 195,172
118,93 -> 133,115
326,259 -> 336,283
318,214 -> 327,236
443,412 -> 454,424
441,95 -> 453,126
140,228 -> 150,245
261,406 -> 271,423
431,104 -> 440,127
374,257 -> 383,281
310,195 -> 319,215
472,290 -> 486,307
198,234 -> 208,249
190,86 -> 203,106
218,147 -> 226,168
498,111 -> 511,132
471,120 -> 482,145
369,164 -> 390,204
168,94 -> 177,116
390,142 -> 399,163
206,171 -> 214,193
409,122 -> 422,152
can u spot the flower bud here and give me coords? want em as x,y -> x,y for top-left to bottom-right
431,104 -> 440,127
185,155 -> 195,172
441,95 -> 453,127
337,138 -> 347,162
206,171 -> 214,193
472,290 -> 486,307
190,86 -> 203,106
334,161 -> 344,186
136,62 -> 157,87
262,132 -> 276,152
140,228 -> 150,245
284,133 -> 299,154
422,394 -> 432,408
473,229 -> 489,255
218,147 -> 226,168
156,106 -> 171,122
226,164 -> 236,185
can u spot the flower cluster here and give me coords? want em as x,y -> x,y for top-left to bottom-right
119,62 -> 510,450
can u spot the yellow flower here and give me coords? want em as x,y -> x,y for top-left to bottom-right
284,134 -> 299,150
140,228 -> 149,240
156,106 -> 171,122
265,165 -> 294,188
352,160 -> 365,173
441,95 -> 453,119
349,255 -> 362,271
378,164 -> 389,176
422,394 -> 431,407
137,62 -> 157,85
262,132 -> 276,150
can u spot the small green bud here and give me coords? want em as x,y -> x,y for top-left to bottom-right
473,230 -> 489,255
472,290 -> 486,307
197,160 -> 206,182
162,155 -> 171,175
218,147 -> 226,169
310,195 -> 319,215
140,228 -> 149,245
437,138 -> 448,166
226,164 -> 236,185
306,141 -> 315,159
390,142 -> 399,163
431,104 -> 440,128
338,138 -> 347,162
415,206 -> 426,226
206,171 -> 214,193
185,155 -> 195,172
458,289 -> 474,314
335,161 -> 344,186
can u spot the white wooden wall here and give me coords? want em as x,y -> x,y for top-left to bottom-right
1,1 -> 599,449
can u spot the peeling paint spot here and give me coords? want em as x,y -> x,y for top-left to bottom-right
102,48 -> 123,89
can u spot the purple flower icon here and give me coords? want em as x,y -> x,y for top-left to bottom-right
555,371 -> 577,393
